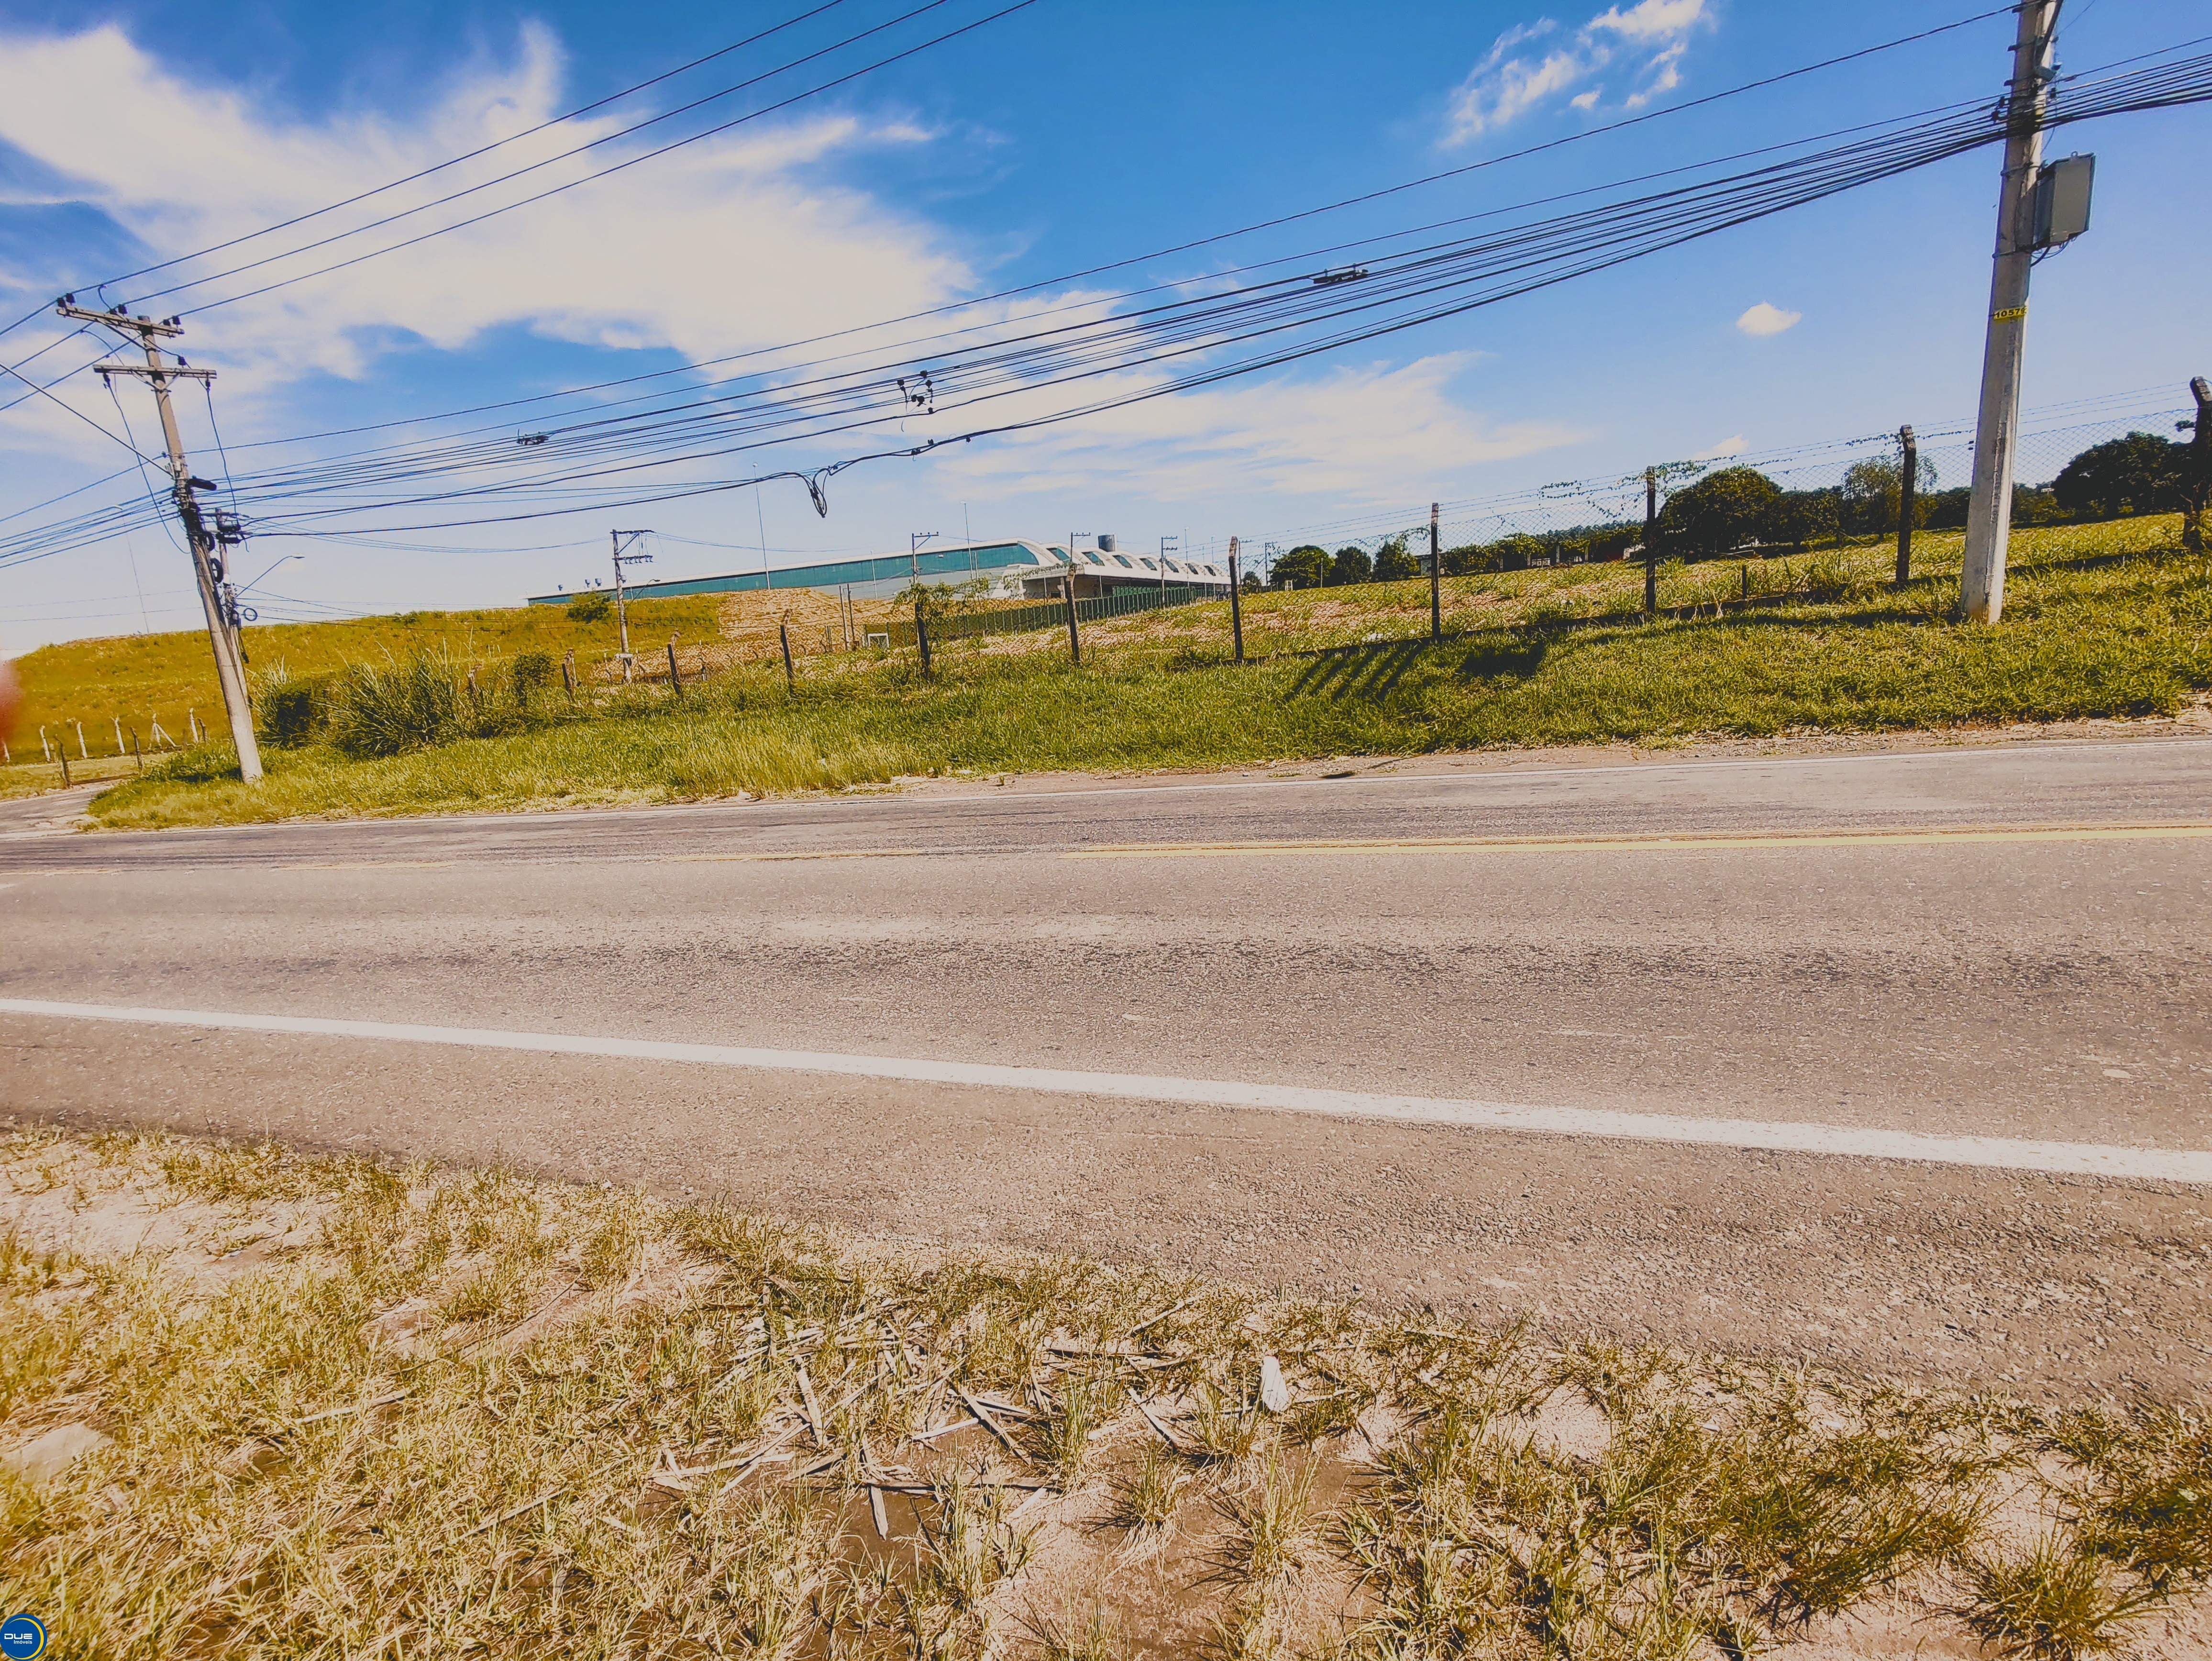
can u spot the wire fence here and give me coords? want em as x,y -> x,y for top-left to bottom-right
1246,395 -> 2201,582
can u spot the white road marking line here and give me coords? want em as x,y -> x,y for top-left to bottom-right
1063,825 -> 2212,860
1,997 -> 2204,1185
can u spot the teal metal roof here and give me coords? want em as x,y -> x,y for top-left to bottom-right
526,541 -> 1054,606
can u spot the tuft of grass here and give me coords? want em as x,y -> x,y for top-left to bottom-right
1107,1440 -> 1188,1537
1958,1537 -> 2161,1660
1040,1369 -> 1117,1489
1217,1450 -> 1316,1584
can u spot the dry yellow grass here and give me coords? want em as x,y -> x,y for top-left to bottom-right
3,1130 -> 2206,1659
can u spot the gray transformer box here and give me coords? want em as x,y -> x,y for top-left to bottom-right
2033,154 -> 2094,250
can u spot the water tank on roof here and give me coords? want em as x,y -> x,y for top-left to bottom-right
1097,533 -> 1116,552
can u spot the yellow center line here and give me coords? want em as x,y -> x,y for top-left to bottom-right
673,849 -> 940,864
275,861 -> 455,870
1061,824 -> 2212,859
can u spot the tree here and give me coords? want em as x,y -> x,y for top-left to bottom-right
1760,488 -> 1837,552
1373,539 -> 1423,582
1657,467 -> 1780,557
1273,545 -> 1330,589
1440,543 -> 1495,577
566,591 -> 610,622
1330,544 -> 1373,585
2052,432 -> 2188,520
1841,453 -> 1938,536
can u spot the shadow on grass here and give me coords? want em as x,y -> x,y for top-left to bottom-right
1288,640 -> 1435,703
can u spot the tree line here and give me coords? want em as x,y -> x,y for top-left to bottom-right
1270,428 -> 2203,585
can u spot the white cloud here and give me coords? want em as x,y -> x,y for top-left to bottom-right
0,24 -> 974,406
1589,0 -> 1709,42
1446,0 -> 1709,143
1693,433 -> 1747,459
1735,301 -> 1802,337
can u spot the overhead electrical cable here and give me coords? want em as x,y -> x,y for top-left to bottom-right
129,0 -> 977,309
95,0 -> 860,290
197,45 -> 2212,538
9,34 -> 2208,563
150,0 -> 1045,317
186,3 -> 2026,454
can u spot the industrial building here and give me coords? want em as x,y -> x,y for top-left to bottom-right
527,538 -> 1232,608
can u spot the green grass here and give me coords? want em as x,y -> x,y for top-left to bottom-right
56,516 -> 2212,828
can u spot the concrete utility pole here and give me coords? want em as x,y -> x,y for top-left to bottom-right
909,530 -> 939,582
1961,0 -> 2063,624
609,529 -> 653,677
63,302 -> 262,781
1428,501 -> 1442,641
1159,534 -> 1177,599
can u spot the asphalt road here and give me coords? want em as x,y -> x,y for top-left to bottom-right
4,737 -> 2209,1393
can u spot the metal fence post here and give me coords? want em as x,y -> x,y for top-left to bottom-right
1062,562 -> 1082,664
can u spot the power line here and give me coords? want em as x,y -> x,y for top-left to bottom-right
96,0 -> 861,291
160,0 -> 1045,318
178,4 -> 2030,455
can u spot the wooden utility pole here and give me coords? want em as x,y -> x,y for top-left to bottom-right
1062,535 -> 1083,664
1642,467 -> 1659,615
1960,0 -> 2063,623
1428,501 -> 1442,641
1228,538 -> 1245,664
779,622 -> 796,690
63,302 -> 262,781
1895,425 -> 1919,586
914,597 -> 933,676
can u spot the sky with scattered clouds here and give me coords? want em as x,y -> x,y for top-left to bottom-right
0,0 -> 2207,646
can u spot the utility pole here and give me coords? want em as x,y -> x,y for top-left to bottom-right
63,301 -> 262,780
1228,537 -> 1245,664
1895,425 -> 1919,586
1159,534 -> 1177,599
1961,0 -> 2063,623
1642,467 -> 1659,615
610,529 -> 653,678
1428,501 -> 1442,641
909,530 -> 939,582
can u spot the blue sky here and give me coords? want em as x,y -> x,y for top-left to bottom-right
1,0 -> 2207,647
